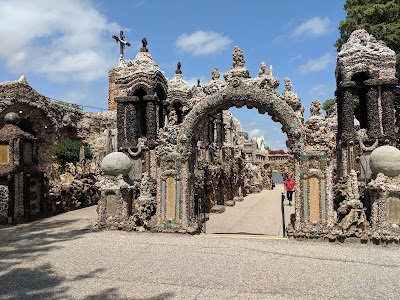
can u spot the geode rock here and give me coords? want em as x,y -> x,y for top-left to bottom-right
370,146 -> 400,177
100,152 -> 132,176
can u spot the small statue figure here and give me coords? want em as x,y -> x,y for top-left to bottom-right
175,62 -> 182,74
168,110 -> 178,126
197,78 -> 201,87
140,37 -> 148,52
284,77 -> 292,93
258,61 -> 268,76
232,46 -> 245,68
211,67 -> 220,80
310,99 -> 323,118
140,172 -> 152,198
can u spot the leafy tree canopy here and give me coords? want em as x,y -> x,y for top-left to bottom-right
51,139 -> 93,166
335,0 -> 400,78
322,98 -> 336,116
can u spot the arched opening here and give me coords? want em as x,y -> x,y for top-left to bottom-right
351,72 -> 370,130
132,88 -> 147,138
176,81 -> 304,233
156,86 -> 167,129
172,102 -> 183,125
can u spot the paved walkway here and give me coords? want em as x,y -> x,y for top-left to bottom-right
1,202 -> 400,299
206,185 -> 295,236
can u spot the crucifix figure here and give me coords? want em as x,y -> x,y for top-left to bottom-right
112,31 -> 131,57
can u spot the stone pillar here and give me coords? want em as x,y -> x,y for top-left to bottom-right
162,106 -> 168,128
215,118 -> 223,145
339,81 -> 357,142
146,100 -> 157,141
126,103 -> 138,147
381,84 -> 396,140
116,101 -> 126,150
97,176 -> 133,228
108,69 -> 118,111
13,173 -> 25,223
365,84 -> 381,139
208,118 -> 214,143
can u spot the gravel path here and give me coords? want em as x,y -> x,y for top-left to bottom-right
1,206 -> 400,300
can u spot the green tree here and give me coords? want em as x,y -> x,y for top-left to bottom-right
51,139 -> 93,166
322,98 -> 336,116
335,0 -> 400,78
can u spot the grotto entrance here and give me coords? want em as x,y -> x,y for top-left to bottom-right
175,77 -> 305,233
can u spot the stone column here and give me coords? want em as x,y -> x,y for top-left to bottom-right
365,83 -> 381,139
146,100 -> 157,141
215,118 -> 223,145
208,118 -> 214,143
224,125 -> 231,145
162,106 -> 168,128
116,101 -> 126,150
339,81 -> 357,142
381,84 -> 396,140
126,103 -> 138,147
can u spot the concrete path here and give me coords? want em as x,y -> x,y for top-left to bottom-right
206,185 -> 295,236
1,204 -> 400,299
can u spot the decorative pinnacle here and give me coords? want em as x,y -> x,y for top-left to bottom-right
140,37 -> 148,52
175,62 -> 182,74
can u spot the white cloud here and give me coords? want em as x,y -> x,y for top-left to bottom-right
292,17 -> 332,38
0,0 -> 122,83
290,54 -> 303,61
310,84 -> 334,98
249,128 -> 263,138
298,53 -> 333,74
175,31 -> 232,56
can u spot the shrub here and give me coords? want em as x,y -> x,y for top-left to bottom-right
51,139 -> 93,166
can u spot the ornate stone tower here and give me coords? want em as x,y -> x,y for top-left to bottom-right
335,28 -> 398,178
108,39 -> 168,180
110,40 -> 167,149
0,112 -> 47,224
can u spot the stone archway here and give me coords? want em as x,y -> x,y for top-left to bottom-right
176,78 -> 304,228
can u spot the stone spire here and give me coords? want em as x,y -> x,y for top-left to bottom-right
223,46 -> 250,80
211,67 -> 220,80
232,46 -> 245,68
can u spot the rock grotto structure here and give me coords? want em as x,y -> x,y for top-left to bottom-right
0,27 -> 399,243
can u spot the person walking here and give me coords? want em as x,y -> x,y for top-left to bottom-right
284,176 -> 295,206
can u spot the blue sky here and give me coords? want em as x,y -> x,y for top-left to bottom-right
0,0 -> 346,150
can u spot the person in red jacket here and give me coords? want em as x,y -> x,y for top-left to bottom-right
284,176 -> 295,206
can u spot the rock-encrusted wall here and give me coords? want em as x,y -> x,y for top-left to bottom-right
0,80 -> 116,171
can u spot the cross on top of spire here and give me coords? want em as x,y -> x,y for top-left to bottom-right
112,31 -> 131,58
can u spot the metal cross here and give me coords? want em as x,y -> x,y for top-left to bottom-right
112,31 -> 131,57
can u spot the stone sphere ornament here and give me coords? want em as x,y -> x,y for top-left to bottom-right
4,112 -> 20,125
100,152 -> 132,176
370,145 -> 400,177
